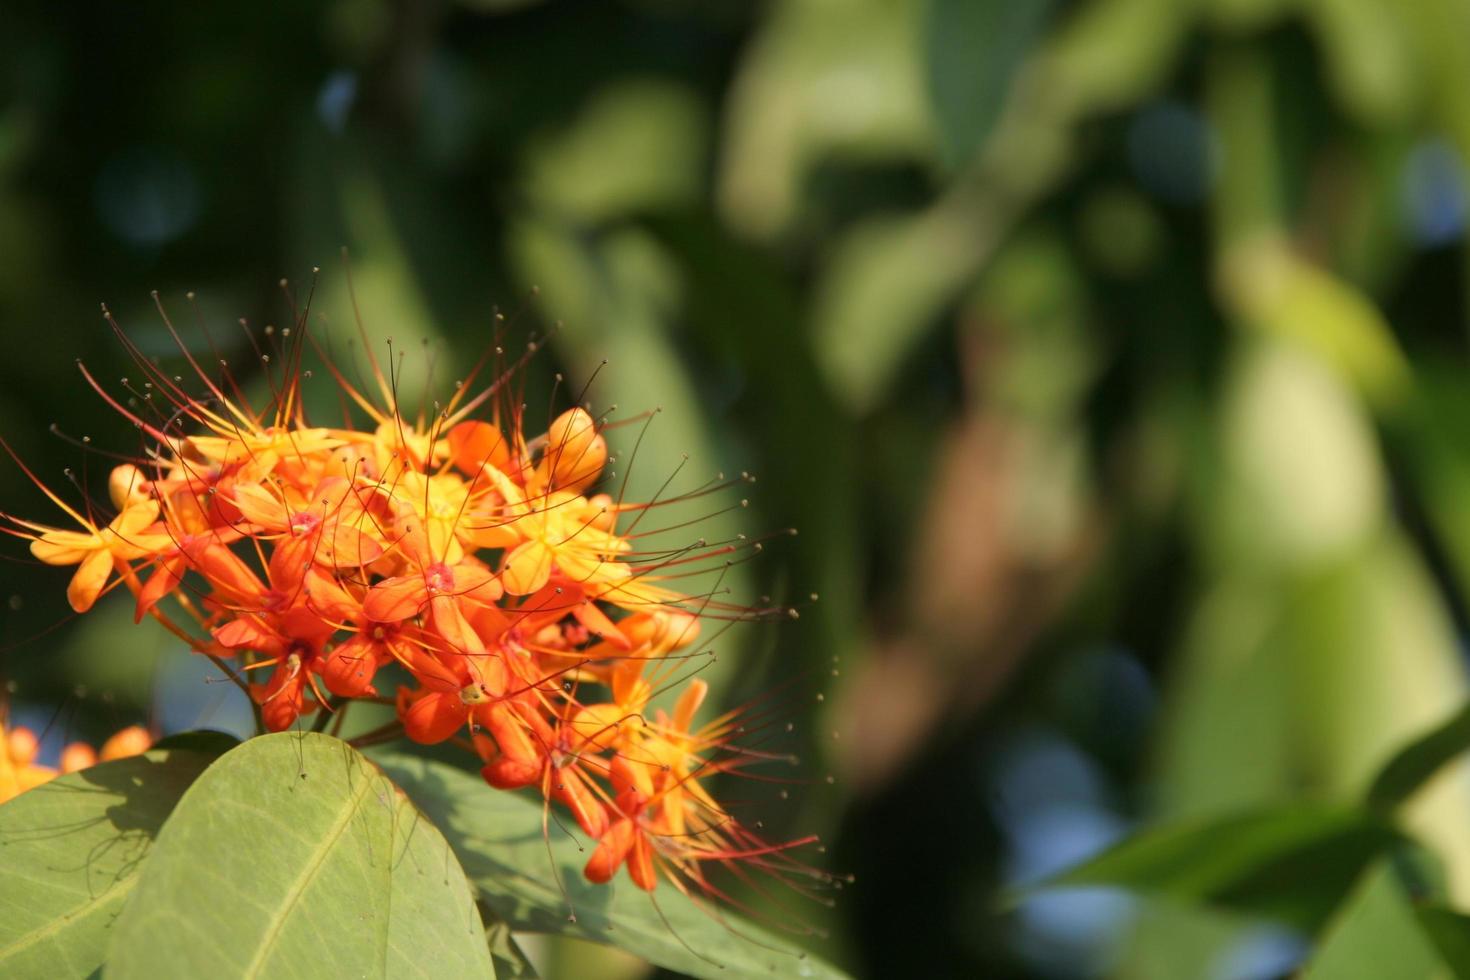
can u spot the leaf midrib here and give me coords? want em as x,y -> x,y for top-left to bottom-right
240,768 -> 380,979
0,873 -> 135,965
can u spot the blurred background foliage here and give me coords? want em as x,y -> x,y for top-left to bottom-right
9,0 -> 1470,977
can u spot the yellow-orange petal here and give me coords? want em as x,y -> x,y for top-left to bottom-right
452,562 -> 504,604
572,600 -> 629,649
67,549 -> 114,613
214,617 -> 286,655
541,408 -> 600,487
552,545 -> 615,585
500,539 -> 552,595
363,574 -> 426,622
30,531 -> 97,566
569,703 -> 635,754
230,482 -> 290,529
463,519 -> 521,551
429,594 -> 486,658
387,638 -> 464,692
611,752 -> 657,800
111,499 -> 161,538
109,464 -> 151,510
447,420 -> 511,476
673,679 -> 708,734
324,525 -> 383,567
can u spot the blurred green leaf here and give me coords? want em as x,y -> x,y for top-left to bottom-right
1034,806 -> 1403,930
1389,383 -> 1470,643
51,595 -> 179,711
1397,2 -> 1470,170
1113,900 -> 1259,980
810,199 -> 990,412
1205,0 -> 1292,30
1414,905 -> 1470,978
1210,340 -> 1385,571
1367,703 -> 1470,812
289,141 -> 446,417
972,229 -> 1095,415
718,0 -> 933,238
107,733 -> 493,979
1039,0 -> 1190,116
1301,861 -> 1447,979
1207,47 -> 1286,247
0,745 -> 223,978
1153,576 -> 1298,817
1301,0 -> 1419,125
924,0 -> 1056,169
376,752 -> 851,980
1224,243 -> 1412,411
523,79 -> 706,222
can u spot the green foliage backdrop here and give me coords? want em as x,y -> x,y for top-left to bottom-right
9,0 -> 1470,976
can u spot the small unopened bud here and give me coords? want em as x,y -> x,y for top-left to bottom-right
60,742 -> 97,774
109,464 -> 151,510
7,726 -> 39,766
541,407 -> 606,492
99,725 -> 152,761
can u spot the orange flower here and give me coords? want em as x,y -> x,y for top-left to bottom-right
3,299 -> 824,902
0,718 -> 154,803
26,494 -> 172,612
0,723 -> 54,803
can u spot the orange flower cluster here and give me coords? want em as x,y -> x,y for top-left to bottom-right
5,311 -> 814,895
0,720 -> 151,804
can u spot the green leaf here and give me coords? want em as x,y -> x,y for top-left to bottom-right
376,752 -> 851,980
0,744 -> 223,978
1414,905 -> 1470,978
1300,0 -> 1418,125
925,0 -> 1057,169
1366,703 -> 1470,812
717,0 -> 934,238
1033,805 -> 1403,930
810,201 -> 991,412
1301,861 -> 1447,979
1224,241 -> 1412,412
521,79 -> 707,222
107,733 -> 493,979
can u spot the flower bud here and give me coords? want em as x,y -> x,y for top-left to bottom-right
109,464 -> 151,510
7,726 -> 39,766
541,408 -> 606,491
99,724 -> 152,761
60,742 -> 96,773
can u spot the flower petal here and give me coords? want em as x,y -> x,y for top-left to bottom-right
67,549 -> 114,613
402,690 -> 466,744
363,574 -> 426,623
500,539 -> 552,596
